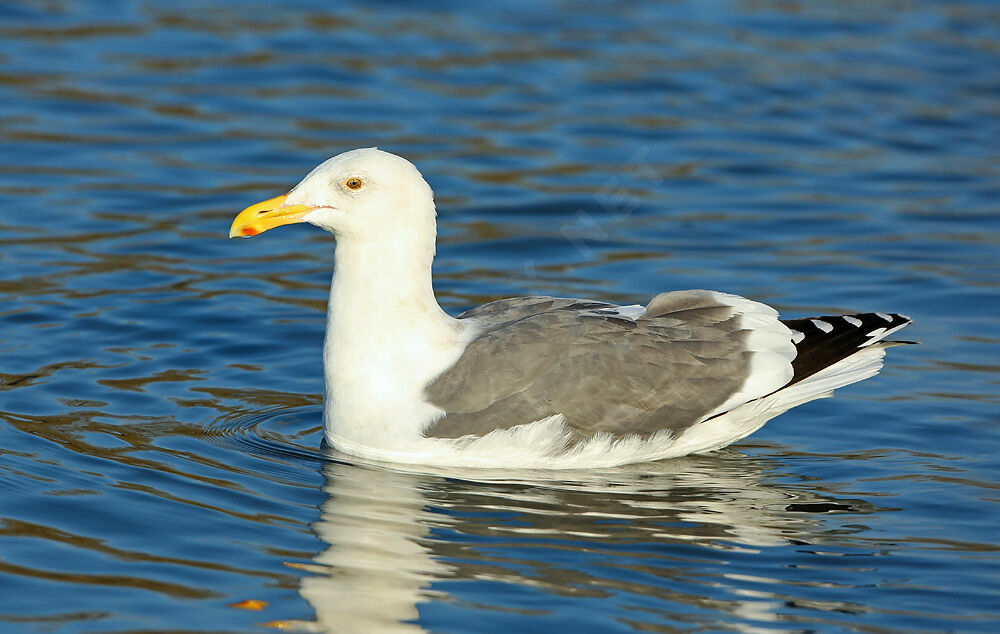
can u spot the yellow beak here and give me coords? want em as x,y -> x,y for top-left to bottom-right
229,194 -> 318,238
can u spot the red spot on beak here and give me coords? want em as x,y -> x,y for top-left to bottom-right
241,227 -> 259,237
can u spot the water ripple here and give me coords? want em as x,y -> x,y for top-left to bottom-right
204,406 -> 326,468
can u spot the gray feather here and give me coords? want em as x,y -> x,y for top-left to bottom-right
424,290 -> 767,441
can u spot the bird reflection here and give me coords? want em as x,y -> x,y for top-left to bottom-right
282,451 -> 876,632
283,461 -> 447,633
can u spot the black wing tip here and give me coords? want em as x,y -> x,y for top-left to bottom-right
785,312 -> 912,344
781,311 -> 913,384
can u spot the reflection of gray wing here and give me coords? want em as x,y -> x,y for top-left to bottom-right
424,290 -> 796,440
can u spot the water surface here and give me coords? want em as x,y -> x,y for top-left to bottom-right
1,1 -> 998,632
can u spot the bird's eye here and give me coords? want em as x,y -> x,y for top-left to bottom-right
345,177 -> 364,190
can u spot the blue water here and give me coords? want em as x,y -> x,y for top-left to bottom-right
1,1 -> 998,631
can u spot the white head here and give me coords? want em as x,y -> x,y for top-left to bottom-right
230,148 -> 436,243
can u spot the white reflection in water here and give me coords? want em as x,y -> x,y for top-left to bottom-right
287,452 -> 874,632
290,462 -> 448,633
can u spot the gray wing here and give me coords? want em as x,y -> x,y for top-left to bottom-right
424,290 -> 796,441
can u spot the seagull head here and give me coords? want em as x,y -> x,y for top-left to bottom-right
229,148 -> 435,240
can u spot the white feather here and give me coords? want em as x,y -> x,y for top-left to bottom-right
811,319 -> 834,333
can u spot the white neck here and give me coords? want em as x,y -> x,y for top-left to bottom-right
321,227 -> 468,448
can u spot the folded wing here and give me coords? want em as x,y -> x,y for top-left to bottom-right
424,290 -> 797,440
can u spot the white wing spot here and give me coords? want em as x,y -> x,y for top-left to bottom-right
860,327 -> 887,346
589,304 -> 646,321
844,316 -> 863,327
876,312 -> 893,322
811,319 -> 834,333
790,329 -> 805,344
612,304 -> 646,320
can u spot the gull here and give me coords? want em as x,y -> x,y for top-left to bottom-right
230,148 -> 911,469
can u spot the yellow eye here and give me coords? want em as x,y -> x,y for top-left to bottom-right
345,177 -> 364,190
